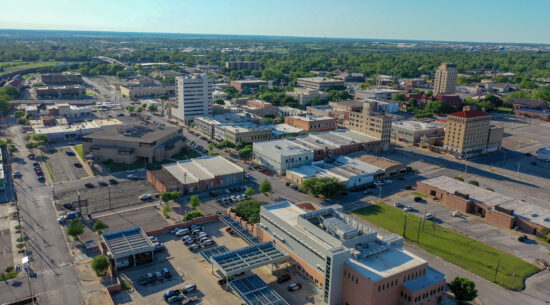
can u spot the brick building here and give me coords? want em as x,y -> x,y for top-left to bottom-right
284,115 -> 337,132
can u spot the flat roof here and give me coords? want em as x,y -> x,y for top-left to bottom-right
102,227 -> 154,259
220,214 -> 262,245
297,77 -> 344,83
163,156 -> 243,184
33,119 -> 122,135
211,242 -> 288,278
347,247 -> 426,282
85,125 -> 179,143
253,139 -> 312,157
359,155 -> 404,171
403,267 -> 446,292
288,115 -> 334,122
263,201 -> 307,226
229,274 -> 289,305
392,120 -> 445,131
290,129 -> 378,150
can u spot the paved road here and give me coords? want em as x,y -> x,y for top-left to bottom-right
0,120 -> 84,305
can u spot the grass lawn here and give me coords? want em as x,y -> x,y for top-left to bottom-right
412,192 -> 427,198
353,203 -> 540,290
103,160 -> 146,173
74,144 -> 84,160
0,272 -> 19,280
86,91 -> 98,97
0,61 -> 59,74
494,107 -> 514,114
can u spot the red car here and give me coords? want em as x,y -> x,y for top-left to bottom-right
261,169 -> 271,176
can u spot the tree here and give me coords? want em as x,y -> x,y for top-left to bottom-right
91,255 -> 111,276
214,99 -> 225,105
17,118 -> 27,125
259,179 -> 272,194
137,107 -> 143,113
301,177 -> 345,198
216,140 -> 235,149
208,142 -> 215,152
238,145 -> 253,160
0,139 -> 5,147
126,105 -> 135,112
184,209 -> 204,221
189,195 -> 201,209
245,187 -> 255,196
450,277 -> 477,303
233,200 -> 267,223
161,191 -> 179,202
93,220 -> 107,234
148,105 -> 157,112
25,142 -> 39,149
31,134 -> 48,142
7,144 -> 17,153
208,152 -> 219,156
14,111 -> 25,118
162,204 -> 173,218
454,176 -> 464,182
67,219 -> 85,240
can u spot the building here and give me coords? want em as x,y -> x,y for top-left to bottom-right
334,73 -> 365,82
147,156 -> 244,194
172,74 -> 213,122
40,72 -> 82,85
82,125 -> 185,164
240,99 -> 278,117
230,80 -> 268,92
286,156 -> 385,188
253,139 -> 314,174
285,87 -> 329,106
362,99 -> 400,113
212,90 -> 228,101
193,113 -> 257,139
345,104 -> 392,151
225,61 -> 259,71
358,155 -> 408,178
400,78 -> 425,88
32,119 -> 122,142
119,84 -> 175,98
24,105 -> 39,117
329,100 -> 363,113
284,115 -> 337,132
278,106 -> 306,117
417,176 -> 550,237
391,120 -> 445,146
102,227 -> 155,270
258,201 -> 446,305
221,123 -> 273,144
433,63 -> 458,96
512,99 -> 550,121
268,124 -> 308,138
34,85 -> 85,99
46,103 -> 91,118
354,88 -> 404,101
443,107 -> 503,157
307,105 -> 334,117
296,77 -> 345,91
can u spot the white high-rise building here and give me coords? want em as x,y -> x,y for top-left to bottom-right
173,74 -> 213,122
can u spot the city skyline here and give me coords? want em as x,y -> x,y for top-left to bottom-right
1,0 -> 549,44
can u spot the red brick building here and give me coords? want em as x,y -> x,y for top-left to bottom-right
284,115 -> 337,132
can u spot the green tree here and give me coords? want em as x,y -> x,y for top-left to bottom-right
162,204 -> 173,218
126,105 -> 135,112
468,180 -> 479,187
238,145 -> 253,160
17,118 -> 27,125
137,107 -> 143,113
450,277 -> 478,303
214,99 -> 225,105
208,152 -> 220,156
216,140 -> 235,149
236,141 -> 246,150
259,179 -> 272,194
301,177 -> 345,198
233,200 -> 267,223
189,195 -> 201,209
14,111 -> 25,118
148,105 -> 157,112
91,255 -> 111,276
25,142 -> 39,149
31,134 -> 48,142
184,209 -> 204,221
0,139 -> 5,147
454,176 -> 464,181
67,219 -> 85,240
208,142 -> 215,152
93,220 -> 107,234
245,187 -> 255,196
7,144 -> 17,153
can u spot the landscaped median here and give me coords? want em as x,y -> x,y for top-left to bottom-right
353,203 -> 540,290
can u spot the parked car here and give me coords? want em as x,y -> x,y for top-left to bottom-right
138,276 -> 148,286
413,196 -> 422,202
73,163 -> 83,168
175,230 -> 189,236
97,180 -> 108,186
182,283 -> 197,294
84,183 -> 94,188
109,178 -> 118,184
394,202 -> 404,208
162,267 -> 172,278
139,194 -> 153,200
202,239 -> 214,246
146,272 -> 155,283
518,235 -> 528,242
65,150 -> 75,156
425,213 -> 434,220
287,282 -> 302,292
153,242 -> 165,252
167,295 -> 184,303
63,202 -> 74,210
170,227 -> 183,234
154,271 -> 164,280
12,171 -> 22,178
404,206 -> 413,212
383,180 -> 392,184
188,243 -> 200,251
57,216 -> 67,224
277,274 -> 291,284
209,191 -> 217,197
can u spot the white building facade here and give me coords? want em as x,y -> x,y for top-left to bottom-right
173,74 -> 213,122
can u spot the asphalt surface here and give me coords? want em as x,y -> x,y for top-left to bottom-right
0,120 -> 84,305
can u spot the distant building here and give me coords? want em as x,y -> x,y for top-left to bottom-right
34,85 -> 85,99
334,73 -> 365,82
278,106 -> 306,117
40,72 -> 82,85
433,63 -> 458,96
391,120 -> 445,146
240,99 -> 278,117
345,103 -> 392,151
443,107 -> 503,158
400,78 -> 425,88
354,88 -> 404,100
296,77 -> 345,91
225,61 -> 259,71
46,103 -> 91,118
362,99 -> 400,113
147,156 -> 244,195
32,119 -> 122,142
172,74 -> 213,122
284,115 -> 337,132
511,99 -> 550,120
193,113 -> 257,140
253,139 -> 314,174
285,87 -> 329,106
119,84 -> 175,98
432,95 -> 463,110
230,79 -> 268,92
82,125 -> 185,164
212,90 -> 228,101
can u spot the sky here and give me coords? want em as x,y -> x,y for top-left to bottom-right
1,0 -> 549,44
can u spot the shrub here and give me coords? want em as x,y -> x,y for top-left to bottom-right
161,191 -> 179,202
259,179 -> 272,194
121,280 -> 132,290
5,266 -> 14,273
233,200 -> 267,224
162,204 -> 173,218
189,195 -> 201,209
450,277 -> 478,303
245,187 -> 255,196
16,243 -> 25,250
301,177 -> 345,198
93,220 -> 107,234
183,209 -> 204,221
91,255 -> 110,276
454,176 -> 464,181
468,180 -> 479,187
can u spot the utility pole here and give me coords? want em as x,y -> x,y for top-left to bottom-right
422,210 -> 427,232
402,213 -> 408,238
416,218 -> 421,243
516,161 -> 521,177
77,191 -> 82,219
494,257 -> 501,283
108,186 -> 111,210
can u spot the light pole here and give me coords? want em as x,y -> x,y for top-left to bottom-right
516,160 -> 521,177
377,185 -> 382,199
464,157 -> 468,175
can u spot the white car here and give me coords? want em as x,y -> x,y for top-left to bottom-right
148,236 -> 159,243
404,206 -> 413,212
175,229 -> 188,236
425,213 -> 434,220
139,194 -> 153,200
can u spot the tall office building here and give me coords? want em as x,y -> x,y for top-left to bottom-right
172,74 -> 213,122
433,63 -> 458,96
345,103 -> 392,151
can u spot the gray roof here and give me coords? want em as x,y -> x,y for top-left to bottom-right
102,227 -> 154,259
86,125 -> 180,143
403,267 -> 446,292
229,274 -> 289,305
211,242 -> 288,278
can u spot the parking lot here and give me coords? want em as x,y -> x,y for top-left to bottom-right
54,177 -> 158,213
0,229 -> 13,272
42,146 -> 89,182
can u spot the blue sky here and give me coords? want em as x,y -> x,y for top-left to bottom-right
1,0 -> 549,44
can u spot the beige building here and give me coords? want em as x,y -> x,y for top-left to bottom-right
35,85 -> 85,99
296,77 -> 345,91
285,87 -> 329,105
119,84 -> 175,98
433,63 -> 458,96
82,125 -> 185,164
345,103 -> 392,151
222,123 -> 273,144
443,107 -> 503,157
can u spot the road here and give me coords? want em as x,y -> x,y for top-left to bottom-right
0,120 -> 84,305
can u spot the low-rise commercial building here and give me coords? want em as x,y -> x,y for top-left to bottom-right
258,201 -> 446,305
284,115 -> 337,132
297,77 -> 345,91
279,106 -> 306,117
286,156 -> 385,188
225,61 -> 259,71
285,87 -> 329,105
362,99 -> 400,113
417,176 -> 550,237
354,88 -> 404,100
46,103 -> 91,118
358,155 -> 408,178
240,99 -> 278,117
40,72 -> 82,85
193,113 -> 258,140
82,125 -> 185,164
334,73 -> 365,82
253,139 -> 314,174
147,156 -> 244,194
32,119 -> 122,142
230,80 -> 268,92
391,120 -> 445,146
35,85 -> 85,99
119,84 -> 175,98
212,90 -> 228,101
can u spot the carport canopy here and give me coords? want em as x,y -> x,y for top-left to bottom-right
102,227 -> 155,260
211,241 -> 289,278
229,274 -> 289,305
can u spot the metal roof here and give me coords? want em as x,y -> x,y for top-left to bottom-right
102,227 -> 155,259
220,215 -> 262,245
229,274 -> 289,305
200,246 -> 229,264
211,242 -> 288,278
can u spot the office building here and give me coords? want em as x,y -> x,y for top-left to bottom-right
147,156 -> 244,195
285,87 -> 329,106
82,125 -> 185,164
193,113 -> 257,139
46,103 -> 91,118
31,119 -> 122,142
240,99 -> 278,117
230,79 -> 268,92
172,74 -> 213,122
297,77 -> 345,91
253,139 -> 314,174
443,107 -> 503,157
34,85 -> 85,99
345,104 -> 392,151
119,84 -> 175,98
40,72 -> 82,85
258,201 -> 446,305
225,61 -> 259,71
284,115 -> 337,132
391,120 -> 445,146
354,88 -> 404,101
433,63 -> 458,96
212,90 -> 228,101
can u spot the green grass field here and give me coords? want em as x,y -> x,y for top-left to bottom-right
353,203 -> 540,290
0,61 -> 59,75
74,145 -> 84,160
